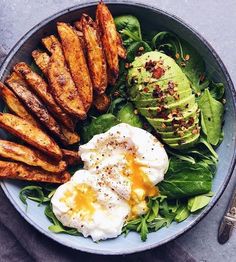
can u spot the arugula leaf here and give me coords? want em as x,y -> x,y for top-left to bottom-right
209,81 -> 225,100
19,186 -> 49,207
159,159 -> 213,198
116,102 -> 143,128
187,194 -> 212,212
81,114 -> 120,143
45,205 -> 80,236
198,89 -> 224,145
139,217 -> 149,241
115,15 -> 142,46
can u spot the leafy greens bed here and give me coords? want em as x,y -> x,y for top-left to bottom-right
19,14 -> 225,241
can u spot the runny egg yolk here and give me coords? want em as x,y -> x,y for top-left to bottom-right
124,153 -> 159,219
61,184 -> 97,220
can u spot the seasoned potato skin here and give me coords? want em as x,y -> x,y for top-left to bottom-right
61,127 -> 80,145
0,140 -> 66,173
57,23 -> 93,112
6,72 -> 67,144
93,93 -> 111,112
0,113 -> 62,161
42,35 -> 86,119
0,160 -> 70,183
31,51 -> 81,145
62,149 -> 81,166
116,33 -> 126,59
74,20 -> 87,53
96,2 -> 119,84
13,62 -> 75,131
81,14 -> 107,95
0,82 -> 39,127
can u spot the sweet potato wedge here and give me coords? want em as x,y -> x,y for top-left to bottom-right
93,93 -> 110,112
32,50 -> 50,75
81,14 -> 107,94
0,160 -> 70,183
42,35 -> 86,119
96,2 -> 119,84
0,82 -> 39,127
0,113 -> 62,160
57,23 -> 93,112
62,149 -> 81,166
0,140 -> 66,173
5,72 -> 67,144
13,62 -> 75,131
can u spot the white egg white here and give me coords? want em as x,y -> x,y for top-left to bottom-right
52,123 -> 169,241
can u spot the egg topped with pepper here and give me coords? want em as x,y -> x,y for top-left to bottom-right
52,123 -> 169,241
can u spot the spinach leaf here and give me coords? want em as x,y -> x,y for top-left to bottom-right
198,89 -> 224,145
114,15 -> 142,46
166,148 -> 196,164
187,194 -> 212,212
174,204 -> 190,222
126,41 -> 152,62
159,159 -> 213,198
19,186 -> 50,207
45,205 -> 80,236
116,102 -> 143,128
81,114 -> 120,143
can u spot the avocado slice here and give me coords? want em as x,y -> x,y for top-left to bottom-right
131,89 -> 192,107
162,127 -> 199,144
138,94 -> 196,118
168,132 -> 200,150
128,51 -> 186,86
145,103 -> 198,126
129,76 -> 191,100
158,121 -> 199,139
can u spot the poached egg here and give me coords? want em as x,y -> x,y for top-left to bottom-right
52,123 -> 169,241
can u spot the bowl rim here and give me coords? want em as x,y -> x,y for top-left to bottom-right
0,0 -> 236,255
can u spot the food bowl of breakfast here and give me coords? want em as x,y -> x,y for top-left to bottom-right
0,1 -> 235,255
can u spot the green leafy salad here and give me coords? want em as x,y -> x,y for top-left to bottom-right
20,14 -> 225,241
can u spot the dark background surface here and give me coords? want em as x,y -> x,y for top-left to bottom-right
0,0 -> 236,261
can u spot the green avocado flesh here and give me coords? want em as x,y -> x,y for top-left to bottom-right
128,51 -> 200,149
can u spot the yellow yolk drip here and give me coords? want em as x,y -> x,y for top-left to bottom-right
125,153 -> 159,219
61,184 -> 97,220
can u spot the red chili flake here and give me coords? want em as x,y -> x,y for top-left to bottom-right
188,117 -> 194,126
143,87 -> 149,93
152,67 -> 165,79
145,60 -> 157,71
